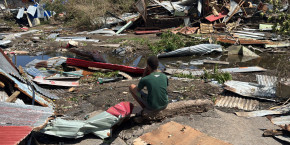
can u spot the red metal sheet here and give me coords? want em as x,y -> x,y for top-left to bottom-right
106,102 -> 134,117
66,58 -> 145,74
205,12 -> 227,22
0,126 -> 32,145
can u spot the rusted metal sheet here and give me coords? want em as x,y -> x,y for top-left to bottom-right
271,115 -> 290,125
224,80 -> 275,101
0,68 -> 54,107
0,101 -> 54,127
215,96 -> 259,110
135,0 -> 147,22
0,126 -> 33,145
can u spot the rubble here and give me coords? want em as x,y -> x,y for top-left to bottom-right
0,0 -> 289,144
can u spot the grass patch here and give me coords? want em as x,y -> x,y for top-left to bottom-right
149,31 -> 208,54
201,65 -> 232,84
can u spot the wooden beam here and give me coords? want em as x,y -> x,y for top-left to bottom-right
0,81 -> 5,88
5,91 -> 20,103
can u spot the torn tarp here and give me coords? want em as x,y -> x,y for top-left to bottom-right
42,111 -> 119,139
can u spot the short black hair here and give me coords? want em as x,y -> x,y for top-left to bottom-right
147,56 -> 159,70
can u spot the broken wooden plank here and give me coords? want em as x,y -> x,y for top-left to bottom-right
5,91 -> 20,103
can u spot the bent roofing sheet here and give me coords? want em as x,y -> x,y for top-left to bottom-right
0,102 -> 53,127
0,68 -> 54,107
0,49 -> 25,82
0,126 -> 33,145
157,44 -> 222,58
224,80 -> 276,100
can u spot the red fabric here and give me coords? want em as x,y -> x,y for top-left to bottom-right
106,102 -> 134,117
66,58 -> 144,74
0,126 -> 32,145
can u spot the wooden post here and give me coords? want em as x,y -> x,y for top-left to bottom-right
6,91 -> 20,103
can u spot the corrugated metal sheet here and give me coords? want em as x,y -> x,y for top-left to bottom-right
25,67 -> 45,77
0,49 -> 25,82
0,88 -> 9,102
215,96 -> 259,110
0,102 -> 54,127
235,103 -> 290,117
32,82 -> 59,100
256,75 -> 277,87
0,126 -> 33,145
158,44 -> 222,58
0,68 -> 54,107
42,112 -> 119,139
221,66 -> 266,73
224,80 -> 276,101
165,66 -> 266,75
271,115 -> 290,125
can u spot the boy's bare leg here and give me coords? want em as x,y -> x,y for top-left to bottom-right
129,84 -> 145,108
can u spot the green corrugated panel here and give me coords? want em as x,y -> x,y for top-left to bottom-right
41,111 -> 120,139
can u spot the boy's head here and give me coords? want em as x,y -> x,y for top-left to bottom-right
147,56 -> 159,70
